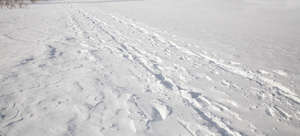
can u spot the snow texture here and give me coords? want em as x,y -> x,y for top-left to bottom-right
0,0 -> 300,136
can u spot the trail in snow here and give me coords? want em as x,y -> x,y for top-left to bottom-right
0,2 -> 299,136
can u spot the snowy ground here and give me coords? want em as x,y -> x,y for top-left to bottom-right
0,0 -> 300,136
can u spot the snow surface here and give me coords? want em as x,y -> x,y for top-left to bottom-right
0,0 -> 300,136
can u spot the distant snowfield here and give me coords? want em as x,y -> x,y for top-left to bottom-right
0,0 -> 300,136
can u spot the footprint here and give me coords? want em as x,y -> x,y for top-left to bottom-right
151,100 -> 172,120
48,45 -> 57,59
18,57 -> 34,66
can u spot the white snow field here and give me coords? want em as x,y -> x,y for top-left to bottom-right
0,0 -> 300,136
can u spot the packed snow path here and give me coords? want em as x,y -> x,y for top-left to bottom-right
1,2 -> 300,136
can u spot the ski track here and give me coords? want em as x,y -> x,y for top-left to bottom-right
0,3 -> 299,136
70,7 -> 249,135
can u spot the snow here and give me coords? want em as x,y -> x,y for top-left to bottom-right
0,0 -> 300,136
